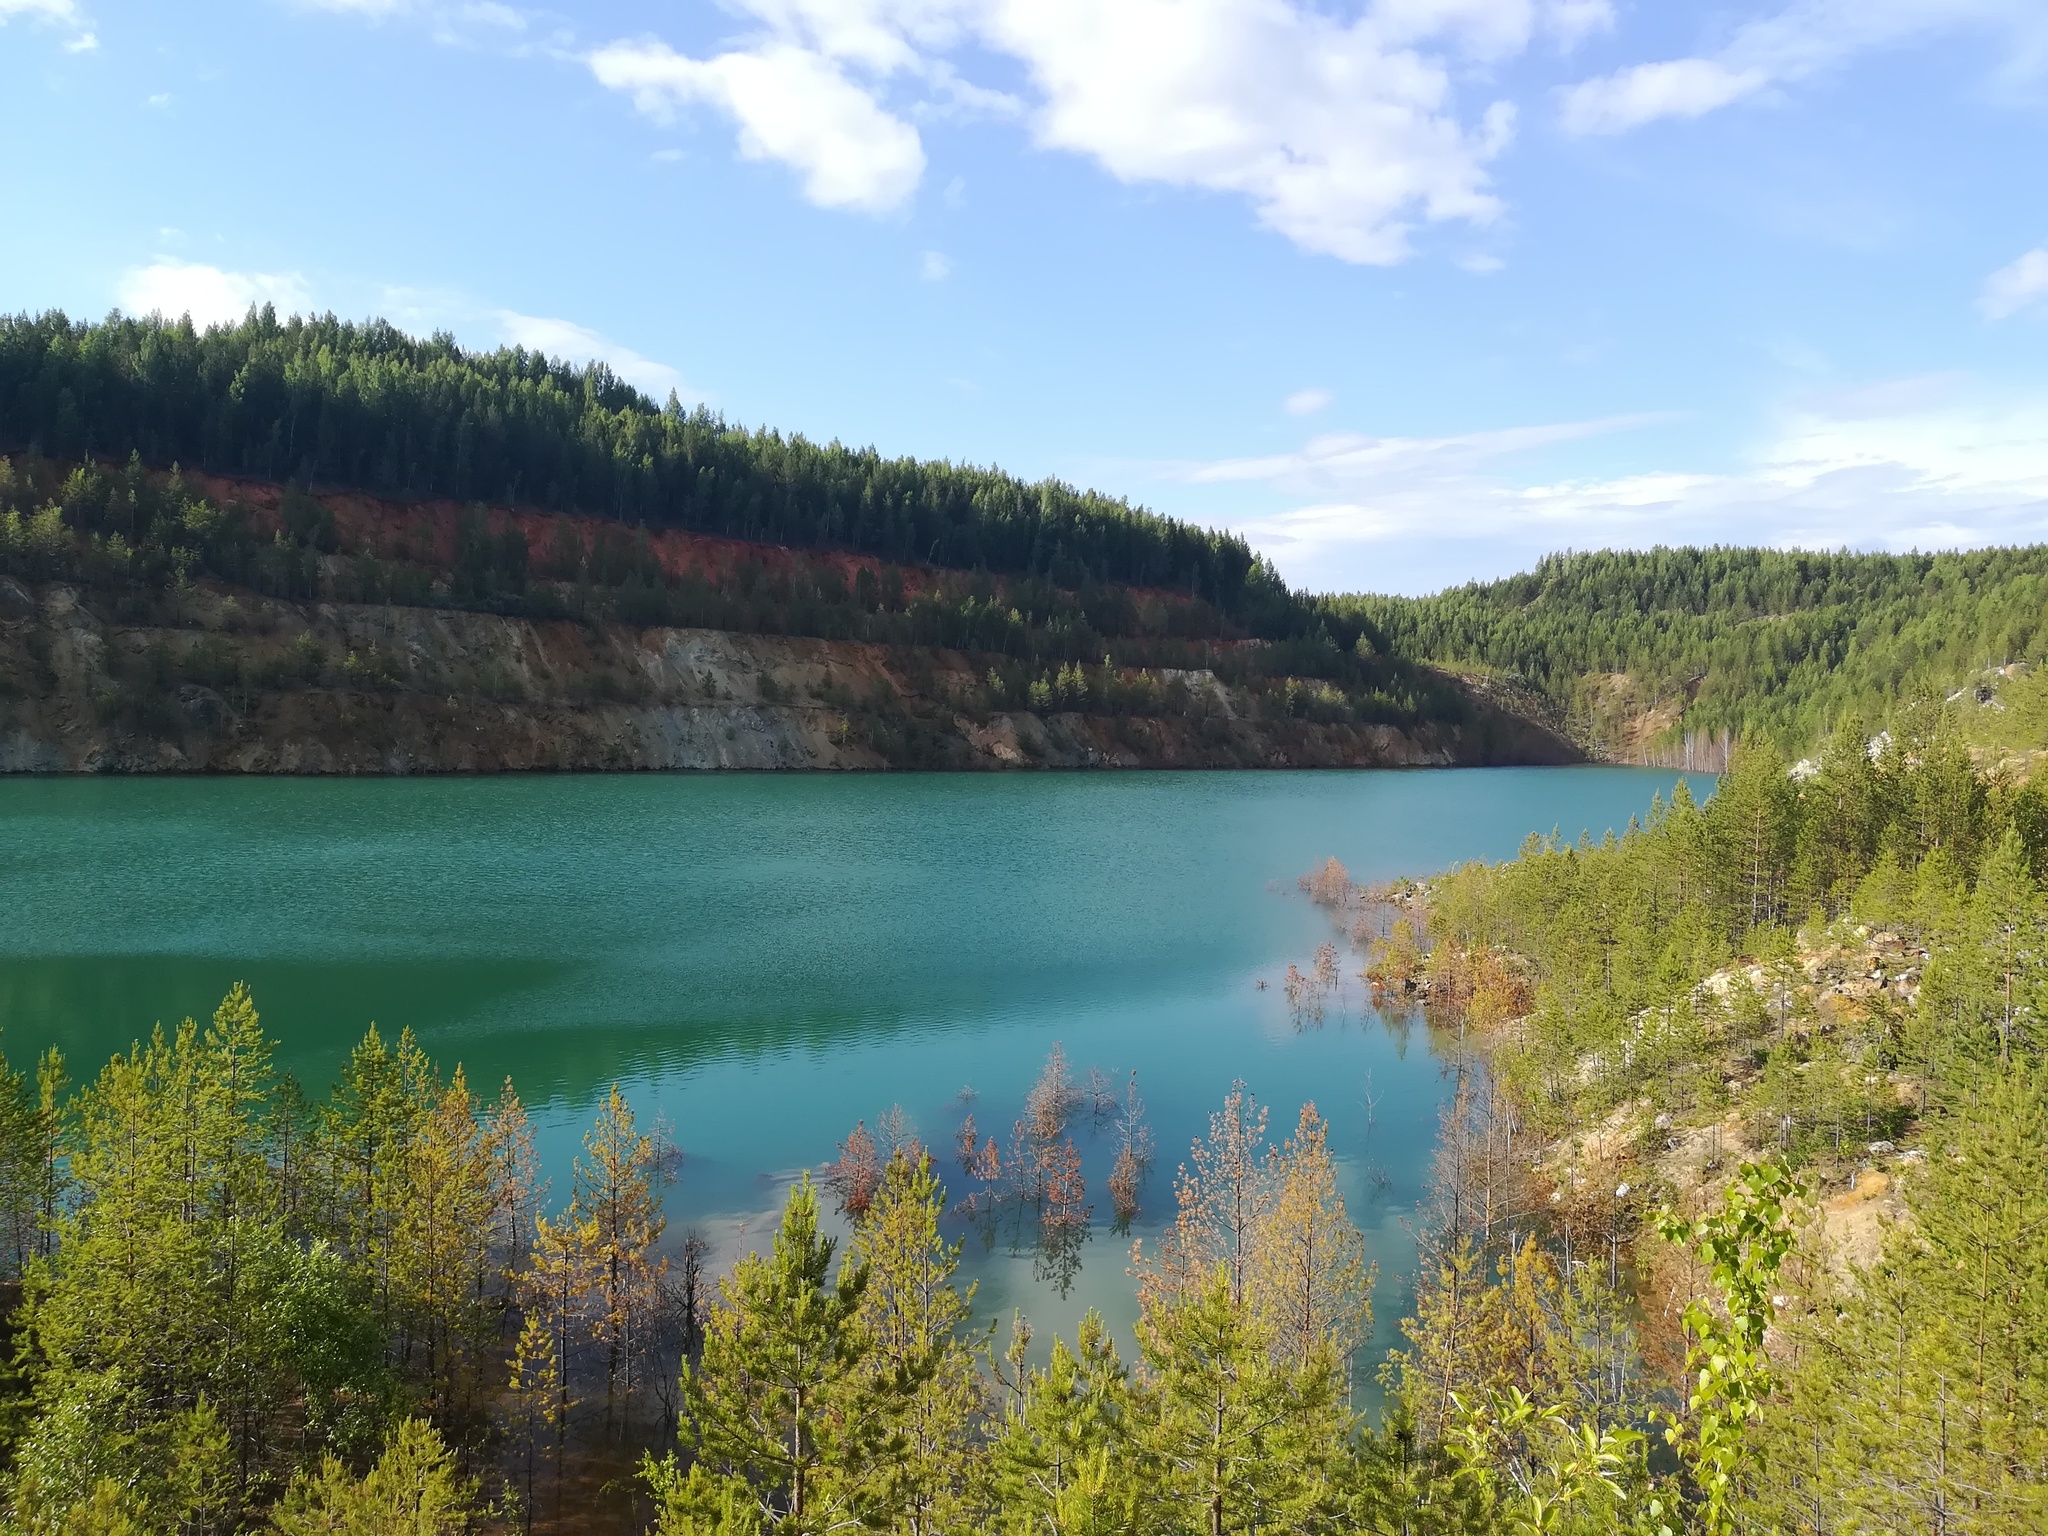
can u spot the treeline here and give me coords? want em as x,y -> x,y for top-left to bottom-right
1342,546 -> 2048,751
1424,714 -> 2048,1132
0,990 -> 689,1531
0,452 -> 1455,731
0,311 -> 1316,634
0,982 -> 1819,1536
1362,721 -> 2048,1531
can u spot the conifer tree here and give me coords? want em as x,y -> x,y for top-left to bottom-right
848,1151 -> 983,1536
648,1177 -> 900,1536
990,1313 -> 1134,1536
1248,1104 -> 1373,1378
1132,1268 -> 1348,1536
571,1084 -> 666,1433
271,1416 -> 478,1536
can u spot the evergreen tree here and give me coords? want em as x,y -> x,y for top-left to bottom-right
647,1177 -> 901,1536
847,1151 -> 983,1536
989,1315 -> 1134,1536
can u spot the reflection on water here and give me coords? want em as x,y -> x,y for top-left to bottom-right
0,767 -> 1698,1371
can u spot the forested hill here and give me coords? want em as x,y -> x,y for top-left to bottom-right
0,309 -> 1310,636
1340,546 -> 2048,756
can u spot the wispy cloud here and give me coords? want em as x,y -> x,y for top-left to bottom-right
1981,245 -> 2048,320
919,250 -> 952,281
590,38 -> 926,213
1561,0 -> 2048,135
1283,387 -> 1332,417
1,0 -> 95,50
1192,382 -> 2048,593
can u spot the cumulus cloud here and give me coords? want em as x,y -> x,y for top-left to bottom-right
493,311 -> 692,399
1981,246 -> 2048,320
587,0 -> 1518,262
982,0 -> 1510,263
1190,381 -> 2048,592
116,261 -> 313,330
590,38 -> 925,212
1561,0 -> 2045,135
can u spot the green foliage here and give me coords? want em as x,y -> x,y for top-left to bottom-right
989,1315 -> 1135,1536
1747,1069 -> 2048,1535
649,1176 -> 900,1536
1651,1162 -> 1798,1536
271,1416 -> 480,1536
0,311 -> 1301,627
1342,546 -> 2048,752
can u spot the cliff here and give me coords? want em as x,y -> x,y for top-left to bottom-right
0,578 -> 1577,774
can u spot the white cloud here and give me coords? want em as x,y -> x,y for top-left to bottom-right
1561,0 -> 2045,135
493,310 -> 693,400
116,261 -> 313,330
919,249 -> 952,280
1459,252 -> 1505,273
981,0 -> 1511,264
1981,246 -> 2048,320
1562,59 -> 1766,134
587,0 -> 1517,263
145,92 -> 172,107
1,0 -> 94,50
1191,412 -> 1665,496
589,38 -> 925,212
1191,381 -> 2048,592
1283,387 -> 1332,417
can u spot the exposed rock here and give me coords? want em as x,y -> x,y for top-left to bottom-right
0,582 -> 1578,775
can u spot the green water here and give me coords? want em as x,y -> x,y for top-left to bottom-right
0,767 -> 1695,1367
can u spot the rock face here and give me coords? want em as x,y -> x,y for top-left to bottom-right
0,582 -> 1579,774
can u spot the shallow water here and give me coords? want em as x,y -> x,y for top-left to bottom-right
0,766 -> 1695,1368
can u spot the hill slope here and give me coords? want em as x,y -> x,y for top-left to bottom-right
1338,546 -> 2048,762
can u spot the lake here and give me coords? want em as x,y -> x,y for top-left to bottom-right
0,766 -> 1695,1372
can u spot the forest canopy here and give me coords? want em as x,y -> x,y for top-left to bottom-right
12,309 -> 2048,756
0,309 -> 1304,632
1343,546 -> 2048,751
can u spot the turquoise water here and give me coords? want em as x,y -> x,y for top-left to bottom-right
0,767 -> 1694,1367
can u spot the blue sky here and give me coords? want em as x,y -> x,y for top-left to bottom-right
3,0 -> 2047,594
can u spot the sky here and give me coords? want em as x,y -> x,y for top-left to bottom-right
3,0 -> 2047,595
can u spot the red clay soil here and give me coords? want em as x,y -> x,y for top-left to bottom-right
182,468 -> 942,596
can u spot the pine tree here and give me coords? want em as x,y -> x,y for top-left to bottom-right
571,1084 -> 666,1433
649,1177 -> 900,1536
1137,1083 -> 1271,1314
271,1417 -> 478,1536
1249,1104 -> 1374,1378
848,1151 -> 983,1536
990,1314 -> 1133,1536
1132,1267 -> 1348,1536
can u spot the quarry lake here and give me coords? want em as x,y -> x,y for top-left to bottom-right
0,766 -> 1696,1366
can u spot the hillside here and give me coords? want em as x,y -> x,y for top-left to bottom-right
0,457 -> 1570,773
0,310 -> 1308,633
1340,547 -> 2048,764
14,312 -> 2048,777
